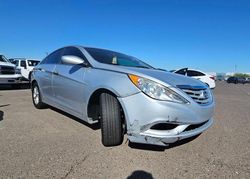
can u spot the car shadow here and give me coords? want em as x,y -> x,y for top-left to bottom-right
0,84 -> 30,90
48,106 -> 199,151
128,134 -> 200,151
127,170 -> 154,179
49,106 -> 100,130
0,110 -> 4,121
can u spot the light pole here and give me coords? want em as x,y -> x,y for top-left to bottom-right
234,64 -> 237,73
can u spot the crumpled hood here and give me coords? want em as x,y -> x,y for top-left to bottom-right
97,64 -> 206,88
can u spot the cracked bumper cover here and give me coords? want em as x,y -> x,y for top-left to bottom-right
118,92 -> 214,146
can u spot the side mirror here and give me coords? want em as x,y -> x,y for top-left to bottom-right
61,55 -> 87,66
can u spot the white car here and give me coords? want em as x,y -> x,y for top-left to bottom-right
172,68 -> 216,89
0,55 -> 22,87
10,58 -> 40,81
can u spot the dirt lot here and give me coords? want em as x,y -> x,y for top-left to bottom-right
0,82 -> 249,178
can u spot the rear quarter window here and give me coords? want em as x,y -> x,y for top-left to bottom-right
175,69 -> 187,75
187,70 -> 205,77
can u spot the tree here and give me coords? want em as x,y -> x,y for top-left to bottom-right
233,73 -> 250,78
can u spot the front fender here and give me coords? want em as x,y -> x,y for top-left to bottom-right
84,68 -> 140,98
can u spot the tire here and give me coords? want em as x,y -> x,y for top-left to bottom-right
32,82 -> 47,109
11,84 -> 21,89
100,93 -> 123,146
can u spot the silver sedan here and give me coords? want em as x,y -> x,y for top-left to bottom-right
31,46 -> 214,147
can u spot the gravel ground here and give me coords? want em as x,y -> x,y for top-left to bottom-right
0,82 -> 249,178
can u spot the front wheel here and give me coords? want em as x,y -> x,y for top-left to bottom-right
100,93 -> 123,146
11,84 -> 21,89
32,82 -> 47,109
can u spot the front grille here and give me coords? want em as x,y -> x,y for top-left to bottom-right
178,86 -> 211,105
0,66 -> 15,74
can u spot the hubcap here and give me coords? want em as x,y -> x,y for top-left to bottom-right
33,86 -> 39,105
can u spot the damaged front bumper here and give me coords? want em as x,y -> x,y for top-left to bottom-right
118,92 -> 215,146
128,118 -> 213,146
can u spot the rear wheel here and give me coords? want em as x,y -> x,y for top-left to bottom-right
32,82 -> 47,109
100,93 -> 123,146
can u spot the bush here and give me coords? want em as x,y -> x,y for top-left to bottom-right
233,73 -> 250,78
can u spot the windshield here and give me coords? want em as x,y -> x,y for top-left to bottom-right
85,48 -> 153,69
0,55 -> 10,63
27,60 -> 40,66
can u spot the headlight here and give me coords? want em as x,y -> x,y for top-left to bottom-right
128,74 -> 189,104
15,68 -> 21,74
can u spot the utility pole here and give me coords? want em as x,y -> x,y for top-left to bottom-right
234,64 -> 237,73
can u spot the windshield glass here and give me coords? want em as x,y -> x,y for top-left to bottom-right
85,48 -> 153,69
27,60 -> 40,66
0,55 -> 10,63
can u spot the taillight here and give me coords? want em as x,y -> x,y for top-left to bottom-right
210,76 -> 215,81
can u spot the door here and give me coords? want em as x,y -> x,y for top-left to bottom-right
52,47 -> 88,116
20,60 -> 29,79
37,49 -> 63,102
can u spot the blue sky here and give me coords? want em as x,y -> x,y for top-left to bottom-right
0,0 -> 249,72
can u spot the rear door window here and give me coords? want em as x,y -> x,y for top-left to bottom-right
21,60 -> 27,68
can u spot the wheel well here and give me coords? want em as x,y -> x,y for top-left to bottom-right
31,80 -> 37,88
87,89 -> 125,123
28,72 -> 32,81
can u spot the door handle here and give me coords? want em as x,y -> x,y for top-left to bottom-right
53,71 -> 59,75
36,68 -> 45,72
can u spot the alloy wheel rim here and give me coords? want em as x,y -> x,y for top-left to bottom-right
33,86 -> 39,105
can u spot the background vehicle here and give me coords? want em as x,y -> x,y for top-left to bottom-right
216,75 -> 225,81
31,46 -> 214,147
227,77 -> 246,84
0,54 -> 22,87
245,78 -> 250,84
172,68 -> 216,89
10,58 -> 40,81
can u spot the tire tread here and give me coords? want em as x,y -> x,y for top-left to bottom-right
100,93 -> 123,146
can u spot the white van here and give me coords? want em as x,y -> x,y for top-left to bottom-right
10,58 -> 40,81
0,55 -> 22,87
